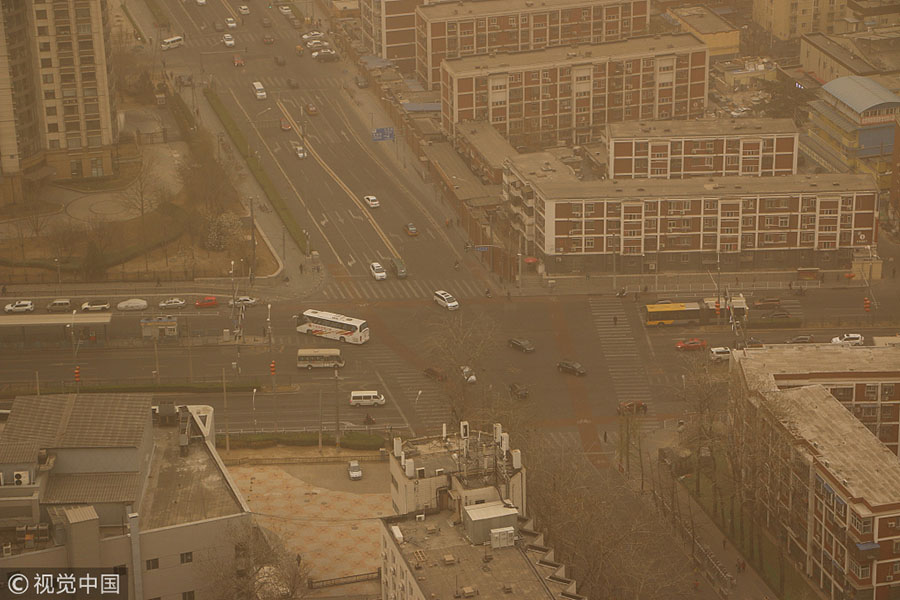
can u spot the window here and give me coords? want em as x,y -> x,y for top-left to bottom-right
182,593 -> 195,600
779,217 -> 789,227
850,510 -> 872,534
894,540 -> 900,553
865,385 -> 878,400
180,552 -> 193,564
146,558 -> 159,571
894,562 -> 900,574
883,384 -> 895,399
42,74 -> 54,84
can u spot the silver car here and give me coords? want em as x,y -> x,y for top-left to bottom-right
81,300 -> 110,312
158,297 -> 186,310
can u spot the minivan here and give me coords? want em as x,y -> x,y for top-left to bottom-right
709,347 -> 731,363
349,391 -> 385,407
389,257 -> 407,279
251,81 -> 267,100
46,299 -> 71,313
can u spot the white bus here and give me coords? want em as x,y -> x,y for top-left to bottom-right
296,348 -> 345,369
296,309 -> 369,344
160,36 -> 185,50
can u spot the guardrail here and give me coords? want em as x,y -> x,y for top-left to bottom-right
308,570 -> 380,589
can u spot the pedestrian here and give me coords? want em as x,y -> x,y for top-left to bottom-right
735,559 -> 741,574
300,264 -> 304,275
613,316 -> 618,326
741,559 -> 746,573
894,266 -> 897,279
262,327 -> 266,337
0,285 -> 5,295
456,217 -> 460,227
155,277 -> 161,287
722,538 -> 727,551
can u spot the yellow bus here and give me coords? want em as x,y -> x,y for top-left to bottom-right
296,348 -> 345,370
644,302 -> 702,326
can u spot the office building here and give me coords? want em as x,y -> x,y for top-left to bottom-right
440,33 -> 709,149
415,0 -> 649,90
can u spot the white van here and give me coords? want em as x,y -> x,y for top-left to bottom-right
160,36 -> 185,50
349,391 -> 385,407
251,81 -> 267,100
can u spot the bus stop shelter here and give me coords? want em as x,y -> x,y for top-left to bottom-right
0,313 -> 112,347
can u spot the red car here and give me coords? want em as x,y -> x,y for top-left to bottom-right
195,296 -> 218,308
676,338 -> 707,351
263,34 -> 275,45
233,54 -> 244,67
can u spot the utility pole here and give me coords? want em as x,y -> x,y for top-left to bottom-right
250,198 -> 257,284
318,391 -> 323,452
334,368 -> 341,448
223,368 -> 230,452
153,338 -> 161,385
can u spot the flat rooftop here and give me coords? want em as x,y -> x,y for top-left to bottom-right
507,151 -> 579,183
669,6 -> 737,34
396,433 -> 522,486
443,33 -> 705,74
803,33 -> 879,75
139,423 -> 244,530
455,121 -> 515,168
606,117 -> 798,138
388,510 -> 560,599
768,386 -> 900,509
418,0 -> 626,20
423,142 -> 502,202
532,172 -> 877,199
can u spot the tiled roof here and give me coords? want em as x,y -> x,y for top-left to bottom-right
43,472 -> 141,504
0,441 -> 40,464
3,394 -> 151,449
822,75 -> 900,114
64,506 -> 99,524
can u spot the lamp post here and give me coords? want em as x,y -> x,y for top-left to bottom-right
230,260 -> 237,322
54,258 -> 61,296
251,387 -> 257,431
267,303 -> 272,354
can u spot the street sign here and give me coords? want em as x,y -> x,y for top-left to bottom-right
371,127 -> 395,142
474,245 -> 490,252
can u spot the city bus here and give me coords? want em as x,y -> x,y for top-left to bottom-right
160,36 -> 185,50
295,309 -> 369,344
644,302 -> 702,326
296,348 -> 345,369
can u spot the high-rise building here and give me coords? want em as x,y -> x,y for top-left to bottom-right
752,0 -> 847,42
0,0 -> 118,204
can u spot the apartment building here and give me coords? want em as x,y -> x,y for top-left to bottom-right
734,346 -> 900,600
602,118 -> 799,179
0,0 -> 118,203
0,394 -> 251,600
752,0 -> 848,42
440,32 -> 709,149
502,159 -> 877,273
666,6 -> 739,60
415,0 -> 649,90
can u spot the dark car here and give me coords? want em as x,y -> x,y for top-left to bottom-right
762,311 -> 792,319
507,338 -> 535,353
274,55 -> 286,66
261,17 -> 273,27
785,334 -> 815,344
423,367 -> 446,382
263,34 -> 275,45
287,77 -> 299,89
736,337 -> 764,349
509,383 -> 530,399
557,360 -> 586,376
753,297 -> 781,309
617,400 -> 647,415
355,75 -> 369,88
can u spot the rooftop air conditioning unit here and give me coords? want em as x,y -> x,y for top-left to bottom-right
13,471 -> 29,486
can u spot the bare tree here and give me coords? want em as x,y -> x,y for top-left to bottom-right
121,153 -> 160,271
24,201 -> 51,239
12,221 -> 28,260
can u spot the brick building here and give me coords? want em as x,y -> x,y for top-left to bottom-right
601,118 -> 799,179
415,0 -> 649,90
502,161 -> 878,273
440,33 -> 709,149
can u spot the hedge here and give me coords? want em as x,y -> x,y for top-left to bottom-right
216,431 -> 385,450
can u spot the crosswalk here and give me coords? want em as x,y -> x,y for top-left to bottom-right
319,278 -> 489,302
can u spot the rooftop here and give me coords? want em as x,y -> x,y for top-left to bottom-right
443,33 -> 706,74
3,394 -> 150,449
385,509 -> 561,599
531,172 -> 877,199
43,472 -> 142,505
606,117 -> 798,138
418,0 -> 626,20
423,142 -> 503,202
506,151 -> 579,183
802,33 -> 879,75
455,121 -> 516,168
395,432 -> 523,487
822,75 -> 900,114
669,6 -> 737,34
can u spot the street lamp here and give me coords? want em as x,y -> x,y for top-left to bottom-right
267,303 -> 272,353
54,258 -> 61,296
251,387 -> 257,430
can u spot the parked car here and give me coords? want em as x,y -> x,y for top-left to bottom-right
225,17 -> 237,28
460,366 -> 477,384
617,400 -> 647,415
752,297 -> 781,309
229,296 -> 258,307
306,39 -> 330,50
263,34 -> 275,44
305,102 -> 318,115
222,33 -> 235,47
556,360 -> 586,376
676,338 -> 707,351
195,296 -> 218,308
433,290 -> 459,310
238,5 -> 250,14
507,338 -> 536,353
4,300 -> 34,313
278,5 -> 293,15
291,141 -> 307,159
363,195 -> 379,208
785,334 -> 815,344
831,333 -> 864,346
158,297 -> 186,310
347,460 -> 362,480
369,262 -> 387,281
423,367 -> 446,381
81,300 -> 110,312
404,223 -> 418,236
709,347 -> 731,363
509,382 -> 530,399
117,298 -> 148,311
312,49 -> 338,62
233,54 -> 245,67
46,299 -> 72,313
302,30 -> 324,40
280,118 -> 292,131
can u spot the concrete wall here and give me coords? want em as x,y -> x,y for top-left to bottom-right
389,455 -> 447,515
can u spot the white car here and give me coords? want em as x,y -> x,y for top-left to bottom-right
196,0 -> 206,4
370,262 -> 387,281
238,5 -> 250,14
348,460 -> 362,480
461,366 -> 477,384
4,300 -> 34,313
363,195 -> 379,208
291,142 -> 308,159
306,40 -> 330,50
831,333 -> 864,346
433,290 -> 459,310
225,17 -> 237,28
709,347 -> 731,363
278,5 -> 293,15
116,298 -> 149,311
228,296 -> 258,307
81,300 -> 110,312
302,30 -> 324,40
158,297 -> 186,310
222,33 -> 235,47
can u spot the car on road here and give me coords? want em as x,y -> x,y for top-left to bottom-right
676,338 -> 707,351
261,17 -> 273,27
312,49 -> 338,62
752,297 -> 781,309
262,34 -> 275,45
233,54 -> 245,67
306,39 -> 330,50
278,5 -> 293,15
617,400 -> 647,415
363,195 -> 379,208
158,297 -> 186,310
238,5 -> 250,14
831,333 -> 864,346
654,299 -> 674,304
222,33 -> 235,47
291,141 -> 307,159
736,337 -> 764,349
4,300 -> 34,313
225,17 -> 237,28
369,262 -> 387,281
508,338 -> 535,353
287,77 -> 299,89
785,334 -> 815,344
196,0 -> 206,4
509,382 -> 530,399
229,296 -> 258,308
347,460 -> 362,481
295,44 -> 305,56
557,360 -> 586,376
461,366 -> 477,384
761,311 -> 792,319
214,21 -> 225,32
404,223 -> 418,236
305,102 -> 318,115
355,75 -> 369,88
274,55 -> 286,66
195,296 -> 218,308
280,118 -> 292,131
117,298 -> 148,311
423,367 -> 447,381
433,290 -> 459,310
46,299 -> 72,313
709,347 -> 731,363
302,30 -> 324,40
81,300 -> 110,312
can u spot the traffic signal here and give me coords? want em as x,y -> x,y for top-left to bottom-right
269,361 -> 276,376
864,297 -> 871,313
715,300 -> 721,316
74,366 -> 81,383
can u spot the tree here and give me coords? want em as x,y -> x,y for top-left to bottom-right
121,153 -> 160,271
